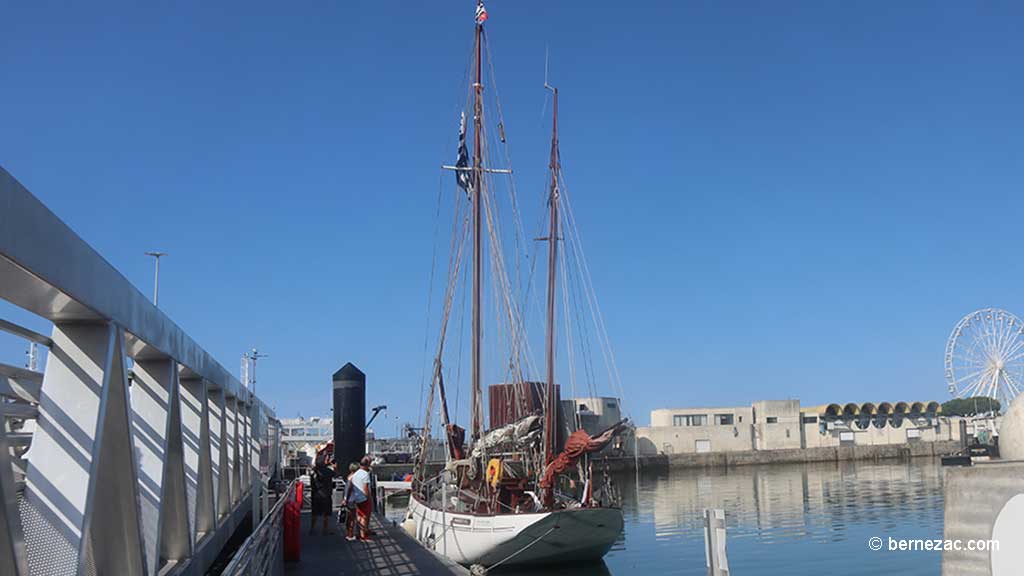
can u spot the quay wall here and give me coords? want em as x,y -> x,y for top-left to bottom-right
367,441 -> 960,479
598,439 -> 962,471
942,460 -> 1024,575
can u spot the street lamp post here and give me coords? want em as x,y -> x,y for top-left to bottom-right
144,251 -> 167,306
245,347 -> 269,396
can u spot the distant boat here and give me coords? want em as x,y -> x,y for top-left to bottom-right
405,1 -> 628,568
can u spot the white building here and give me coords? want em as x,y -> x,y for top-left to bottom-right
280,415 -> 332,467
637,399 -> 961,456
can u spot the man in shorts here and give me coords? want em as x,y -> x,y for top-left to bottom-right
350,456 -> 374,541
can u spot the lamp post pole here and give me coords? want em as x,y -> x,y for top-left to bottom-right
144,251 -> 167,306
245,347 -> 269,396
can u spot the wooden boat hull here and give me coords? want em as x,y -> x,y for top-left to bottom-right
407,495 -> 623,566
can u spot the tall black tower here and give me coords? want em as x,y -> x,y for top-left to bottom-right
332,363 -> 366,469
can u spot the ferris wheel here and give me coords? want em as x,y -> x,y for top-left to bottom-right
945,308 -> 1024,409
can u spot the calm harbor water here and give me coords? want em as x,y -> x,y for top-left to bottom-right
393,458 -> 947,575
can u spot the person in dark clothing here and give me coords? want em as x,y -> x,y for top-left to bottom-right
309,450 -> 336,535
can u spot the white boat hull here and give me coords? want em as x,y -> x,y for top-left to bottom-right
406,495 -> 623,566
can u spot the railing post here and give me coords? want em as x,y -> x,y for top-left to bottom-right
209,387 -> 230,521
181,377 -> 216,542
226,396 -> 240,505
240,402 -> 250,491
21,323 -> 146,575
132,357 -> 191,574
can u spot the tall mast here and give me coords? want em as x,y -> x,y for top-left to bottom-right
544,86 -> 559,465
470,9 -> 484,442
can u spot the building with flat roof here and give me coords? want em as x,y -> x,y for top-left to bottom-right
637,399 -> 960,456
280,415 -> 332,467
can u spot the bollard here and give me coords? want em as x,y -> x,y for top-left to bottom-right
703,508 -> 729,576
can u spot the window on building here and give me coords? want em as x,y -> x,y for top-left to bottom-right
714,414 -> 734,426
579,403 -> 590,412
766,417 -> 778,424
606,402 -> 617,410
802,416 -> 818,424
673,414 -> 708,427
695,439 -> 712,453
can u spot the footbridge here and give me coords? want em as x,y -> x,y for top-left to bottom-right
0,166 -> 283,576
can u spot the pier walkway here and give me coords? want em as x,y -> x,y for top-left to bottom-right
288,512 -> 468,576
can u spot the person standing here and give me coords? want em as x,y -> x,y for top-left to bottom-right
309,450 -> 336,535
341,463 -> 360,541
350,456 -> 373,541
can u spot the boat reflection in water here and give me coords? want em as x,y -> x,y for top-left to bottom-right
407,458 -> 945,575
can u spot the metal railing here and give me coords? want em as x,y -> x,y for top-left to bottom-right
0,166 -> 282,576
221,480 -> 296,576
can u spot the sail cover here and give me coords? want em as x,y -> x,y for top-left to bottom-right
469,415 -> 541,460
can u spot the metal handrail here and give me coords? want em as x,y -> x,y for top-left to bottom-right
221,480 -> 296,576
0,319 -> 52,347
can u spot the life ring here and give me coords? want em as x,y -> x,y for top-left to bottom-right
485,458 -> 502,489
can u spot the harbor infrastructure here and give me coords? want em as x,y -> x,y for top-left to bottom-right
941,395 -> 1024,575
942,460 -> 1023,575
0,166 -> 283,576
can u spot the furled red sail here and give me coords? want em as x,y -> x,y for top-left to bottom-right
539,419 -> 629,506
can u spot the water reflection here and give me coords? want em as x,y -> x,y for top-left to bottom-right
408,459 -> 946,575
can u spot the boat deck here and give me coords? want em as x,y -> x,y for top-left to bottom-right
287,511 -> 469,576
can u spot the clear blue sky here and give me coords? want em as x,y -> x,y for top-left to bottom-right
2,1 -> 1024,430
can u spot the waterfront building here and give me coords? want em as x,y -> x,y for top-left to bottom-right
638,398 -> 963,455
280,415 -> 332,467
562,396 -> 623,435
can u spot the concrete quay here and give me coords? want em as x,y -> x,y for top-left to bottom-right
360,441 -> 963,483
942,460 -> 1024,576
597,439 -> 962,471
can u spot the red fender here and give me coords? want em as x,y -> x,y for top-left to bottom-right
283,499 -> 301,561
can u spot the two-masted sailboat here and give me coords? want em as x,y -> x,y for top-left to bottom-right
405,2 -> 629,569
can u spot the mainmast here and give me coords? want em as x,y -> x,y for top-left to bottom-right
470,3 -> 485,442
544,85 -> 560,465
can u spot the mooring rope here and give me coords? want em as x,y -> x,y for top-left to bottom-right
471,524 -> 558,575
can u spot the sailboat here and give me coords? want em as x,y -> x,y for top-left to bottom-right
405,2 -> 629,569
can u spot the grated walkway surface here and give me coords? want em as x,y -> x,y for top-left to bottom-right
287,511 -> 469,576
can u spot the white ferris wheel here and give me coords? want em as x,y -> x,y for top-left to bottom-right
945,307 -> 1024,410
